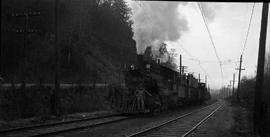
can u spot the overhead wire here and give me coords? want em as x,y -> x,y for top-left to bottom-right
231,3 -> 255,87
197,2 -> 224,85
182,56 -> 238,64
179,44 -> 213,83
136,1 -> 215,84
241,3 -> 255,55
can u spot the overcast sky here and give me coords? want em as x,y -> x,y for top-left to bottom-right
127,1 -> 270,90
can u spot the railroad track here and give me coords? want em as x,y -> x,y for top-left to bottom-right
127,102 -> 222,137
0,114 -> 130,137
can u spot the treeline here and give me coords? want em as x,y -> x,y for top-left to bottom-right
237,53 -> 270,108
234,52 -> 270,134
1,0 -> 137,83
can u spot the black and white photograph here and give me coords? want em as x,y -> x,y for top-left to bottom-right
0,0 -> 270,137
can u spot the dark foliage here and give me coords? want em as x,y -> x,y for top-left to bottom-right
0,86 -> 109,121
234,52 -> 270,135
237,53 -> 270,109
1,0 -> 137,83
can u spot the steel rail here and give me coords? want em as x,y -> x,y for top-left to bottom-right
0,114 -> 122,134
126,102 -> 220,137
30,116 -> 130,137
181,104 -> 222,137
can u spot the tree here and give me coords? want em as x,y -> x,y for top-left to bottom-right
157,43 -> 178,70
2,0 -> 136,83
168,48 -> 177,65
159,43 -> 168,55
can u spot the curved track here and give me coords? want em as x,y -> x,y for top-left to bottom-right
127,102 -> 222,137
0,114 -> 130,137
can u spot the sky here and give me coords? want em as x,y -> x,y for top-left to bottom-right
127,1 -> 270,90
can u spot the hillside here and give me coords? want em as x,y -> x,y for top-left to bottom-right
1,0 -> 137,84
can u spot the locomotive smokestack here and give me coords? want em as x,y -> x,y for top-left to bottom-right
137,54 -> 144,68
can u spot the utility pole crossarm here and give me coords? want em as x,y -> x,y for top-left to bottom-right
236,55 -> 245,102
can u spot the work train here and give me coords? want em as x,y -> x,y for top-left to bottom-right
108,55 -> 211,114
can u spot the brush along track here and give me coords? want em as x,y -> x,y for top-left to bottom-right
127,102 -> 222,137
0,114 -> 130,137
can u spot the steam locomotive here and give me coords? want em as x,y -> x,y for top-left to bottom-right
108,54 -> 211,114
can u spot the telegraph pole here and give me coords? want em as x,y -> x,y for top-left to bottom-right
11,11 -> 41,88
198,73 -> 200,83
254,2 -> 268,134
53,0 -> 60,116
236,55 -> 245,102
181,66 -> 187,76
179,54 -> 182,84
0,0 -> 3,77
232,73 -> 235,99
227,85 -> 229,98
223,85 -> 227,98
229,81 -> 232,97
22,13 -> 28,88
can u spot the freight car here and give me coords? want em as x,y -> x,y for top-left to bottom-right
107,55 -> 210,114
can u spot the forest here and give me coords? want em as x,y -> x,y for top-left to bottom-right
1,0 -> 137,84
234,52 -> 270,134
0,0 -> 181,120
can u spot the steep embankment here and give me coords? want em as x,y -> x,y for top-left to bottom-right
1,0 -> 137,83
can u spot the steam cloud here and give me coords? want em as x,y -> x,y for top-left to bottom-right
130,2 -> 188,54
199,2 -> 217,22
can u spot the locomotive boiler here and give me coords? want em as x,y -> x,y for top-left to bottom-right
107,54 -> 211,114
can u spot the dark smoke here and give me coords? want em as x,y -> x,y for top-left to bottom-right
130,1 -> 188,54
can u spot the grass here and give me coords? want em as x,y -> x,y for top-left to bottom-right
229,102 -> 254,137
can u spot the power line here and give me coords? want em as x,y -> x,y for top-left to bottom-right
197,2 -> 224,84
241,3 -> 255,55
182,57 -> 238,65
179,44 -> 196,60
198,61 -> 209,77
179,45 -> 213,83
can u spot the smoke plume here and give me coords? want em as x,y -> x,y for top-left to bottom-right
130,1 -> 188,54
199,2 -> 217,22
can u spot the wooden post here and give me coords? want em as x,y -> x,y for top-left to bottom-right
232,73 -> 235,99
205,75 -> 207,84
236,55 -> 245,102
21,14 -> 29,89
53,0 -> 60,116
254,2 -> 268,134
10,11 -> 40,88
0,0 -> 3,77
179,54 -> 182,84
198,73 -> 200,83
229,81 -> 232,97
